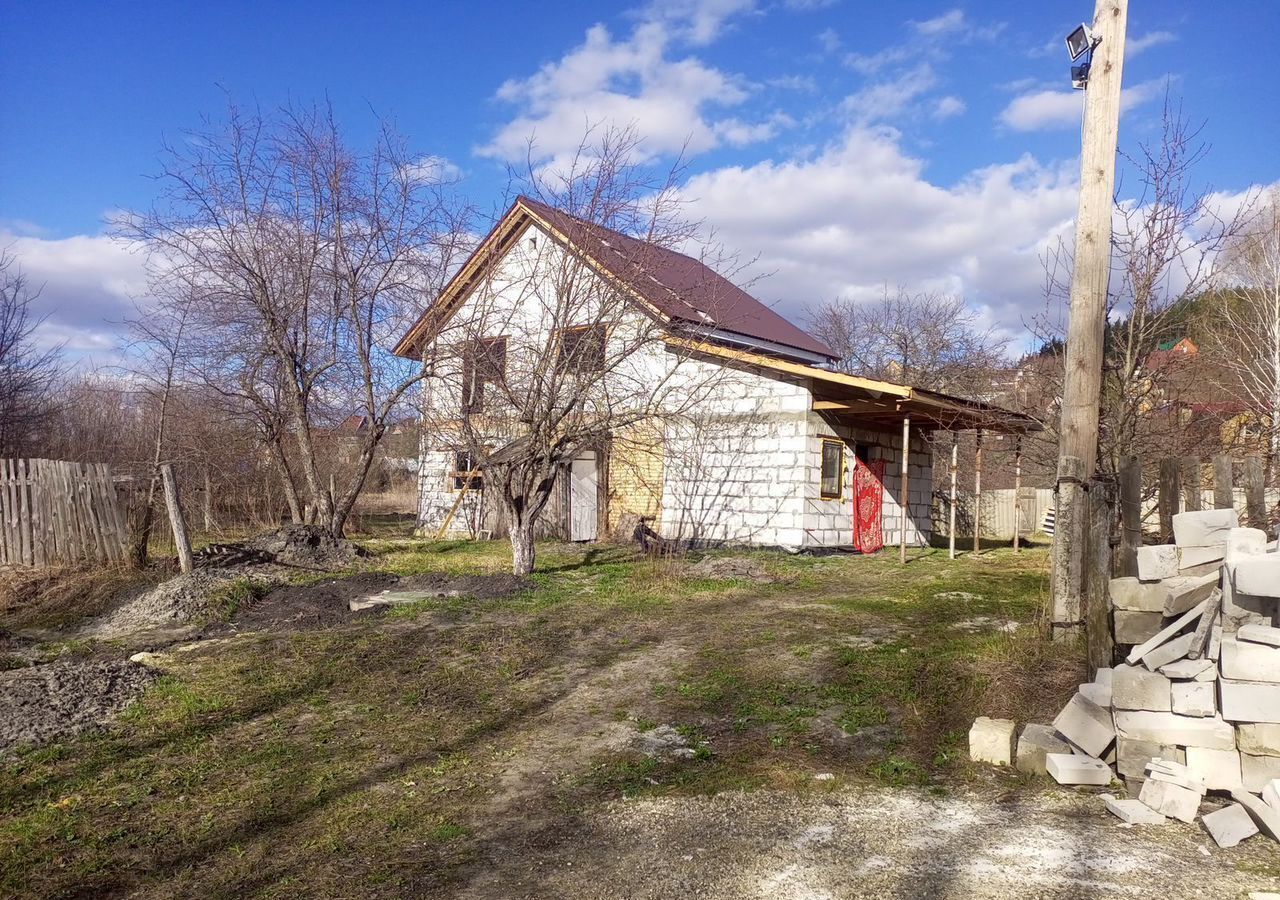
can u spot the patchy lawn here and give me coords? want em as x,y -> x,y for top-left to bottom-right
1,542 -> 1274,898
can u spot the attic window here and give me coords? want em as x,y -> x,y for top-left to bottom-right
557,325 -> 606,373
462,337 -> 507,413
820,439 -> 844,500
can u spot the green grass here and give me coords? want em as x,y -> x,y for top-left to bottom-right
197,577 -> 270,625
0,539 -> 1074,899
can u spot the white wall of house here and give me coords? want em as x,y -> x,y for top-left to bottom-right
802,417 -> 932,550
412,218 -> 934,549
657,363 -> 813,548
416,442 -> 485,538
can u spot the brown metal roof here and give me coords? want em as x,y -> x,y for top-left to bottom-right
518,197 -> 837,361
393,196 -> 836,362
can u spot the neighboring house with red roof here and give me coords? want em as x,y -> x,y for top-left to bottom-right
1143,337 -> 1199,373
394,196 -> 1033,551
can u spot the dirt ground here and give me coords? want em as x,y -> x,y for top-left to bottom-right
0,656 -> 157,753
2,542 -> 1278,898
228,571 -> 532,631
454,788 -> 1280,899
0,555 -> 529,756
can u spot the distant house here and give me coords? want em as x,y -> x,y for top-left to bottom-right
393,196 -> 1034,551
324,415 -> 417,467
1144,337 -> 1199,372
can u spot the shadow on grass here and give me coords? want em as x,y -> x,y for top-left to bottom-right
928,533 -> 1051,553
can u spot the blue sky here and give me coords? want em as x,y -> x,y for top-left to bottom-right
3,0 -> 1278,360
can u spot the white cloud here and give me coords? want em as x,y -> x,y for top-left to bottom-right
767,74 -> 818,92
644,0 -> 757,46
481,6 -> 767,165
1,230 -> 149,360
816,27 -> 841,54
910,9 -> 966,37
677,127 -> 1081,343
998,78 -> 1166,131
932,95 -> 967,120
844,44 -> 913,76
715,112 -> 794,146
841,65 -> 937,123
1128,30 -> 1176,57
402,155 -> 461,183
998,89 -> 1083,132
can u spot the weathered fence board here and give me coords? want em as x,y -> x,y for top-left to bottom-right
0,459 -> 127,567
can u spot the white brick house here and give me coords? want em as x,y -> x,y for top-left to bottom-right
394,196 -> 1032,553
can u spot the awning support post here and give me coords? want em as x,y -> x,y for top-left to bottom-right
973,429 -> 983,555
1013,437 -> 1022,553
900,416 -> 910,565
948,434 -> 958,560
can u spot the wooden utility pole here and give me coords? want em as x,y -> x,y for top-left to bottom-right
1050,0 -> 1128,638
1181,456 -> 1202,512
160,462 -> 194,574
1244,456 -> 1266,528
1056,0 -> 1128,472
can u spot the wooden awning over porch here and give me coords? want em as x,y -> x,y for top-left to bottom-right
665,337 -> 1040,434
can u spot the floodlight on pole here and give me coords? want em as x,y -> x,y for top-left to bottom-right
1065,23 -> 1102,89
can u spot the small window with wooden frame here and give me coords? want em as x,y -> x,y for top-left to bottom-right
462,337 -> 507,413
556,324 -> 607,373
451,450 -> 482,491
820,439 -> 844,500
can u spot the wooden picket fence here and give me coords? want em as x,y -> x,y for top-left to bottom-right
0,458 -> 129,567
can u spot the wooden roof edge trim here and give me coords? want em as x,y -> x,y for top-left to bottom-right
392,204 -> 528,358
663,337 -> 912,399
905,388 -> 1041,429
666,337 -> 1039,433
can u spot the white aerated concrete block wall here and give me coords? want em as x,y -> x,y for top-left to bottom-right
659,363 -> 813,549
801,416 -> 932,551
415,445 -> 483,537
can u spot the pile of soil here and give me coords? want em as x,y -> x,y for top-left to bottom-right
237,524 -> 367,570
231,571 -> 532,631
0,657 -> 157,754
87,526 -> 366,638
91,570 -> 283,639
686,556 -> 777,583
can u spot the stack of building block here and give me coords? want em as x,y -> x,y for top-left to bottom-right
971,508 -> 1280,849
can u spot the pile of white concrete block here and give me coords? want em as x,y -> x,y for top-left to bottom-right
970,508 -> 1280,849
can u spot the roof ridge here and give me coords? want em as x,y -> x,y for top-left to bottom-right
515,195 -> 836,360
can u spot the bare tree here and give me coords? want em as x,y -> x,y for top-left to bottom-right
417,127 -> 729,574
0,250 -> 62,457
120,297 -> 190,567
807,287 -> 1009,396
121,99 -> 472,537
1032,94 -> 1244,473
1210,187 -> 1280,467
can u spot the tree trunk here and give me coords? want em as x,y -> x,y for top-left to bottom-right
510,520 -> 536,575
267,436 -> 304,525
128,478 -> 157,570
330,428 -> 385,539
202,464 -> 216,531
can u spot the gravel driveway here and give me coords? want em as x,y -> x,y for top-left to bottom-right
455,786 -> 1280,899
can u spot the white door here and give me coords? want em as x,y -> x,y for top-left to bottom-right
570,451 -> 599,541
